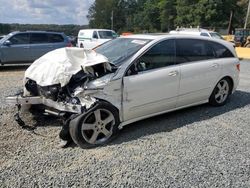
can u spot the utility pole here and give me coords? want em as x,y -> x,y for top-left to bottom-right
228,10 -> 234,34
111,11 -> 114,30
244,0 -> 250,29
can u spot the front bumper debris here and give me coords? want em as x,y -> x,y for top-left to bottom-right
6,95 -> 82,114
14,104 -> 36,131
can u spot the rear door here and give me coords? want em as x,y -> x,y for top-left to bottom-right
48,33 -> 66,49
176,38 -> 221,107
29,33 -> 52,60
1,33 -> 31,63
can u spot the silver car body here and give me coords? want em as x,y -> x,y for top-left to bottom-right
6,34 -> 239,129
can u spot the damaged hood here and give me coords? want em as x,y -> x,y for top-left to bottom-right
25,47 -> 111,87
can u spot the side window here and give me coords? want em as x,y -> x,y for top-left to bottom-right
126,39 -> 175,76
200,33 -> 209,37
209,42 -> 234,58
9,33 -> 29,45
30,33 -> 49,44
176,39 -> 215,64
92,31 -> 98,39
48,34 -> 64,43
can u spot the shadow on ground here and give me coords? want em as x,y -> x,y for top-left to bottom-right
0,64 -> 30,72
110,90 -> 250,145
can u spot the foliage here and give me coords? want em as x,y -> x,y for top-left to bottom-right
87,0 -> 249,33
0,23 -> 88,36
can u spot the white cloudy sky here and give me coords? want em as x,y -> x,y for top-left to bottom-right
0,0 -> 95,25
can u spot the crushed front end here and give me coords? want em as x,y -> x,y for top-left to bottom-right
5,47 -> 115,142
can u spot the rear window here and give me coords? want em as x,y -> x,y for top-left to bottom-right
30,33 -> 48,44
176,39 -> 215,63
200,33 -> 209,37
209,32 -> 224,39
209,41 -> 234,58
48,34 -> 64,43
98,31 -> 114,39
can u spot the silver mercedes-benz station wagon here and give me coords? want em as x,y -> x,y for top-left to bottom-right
6,34 -> 240,148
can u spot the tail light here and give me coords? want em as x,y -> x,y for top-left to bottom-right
236,63 -> 240,71
67,42 -> 73,47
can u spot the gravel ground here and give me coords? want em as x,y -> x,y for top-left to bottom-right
0,61 -> 250,187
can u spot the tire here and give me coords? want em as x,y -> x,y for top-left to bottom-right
69,102 -> 120,149
209,78 -> 232,106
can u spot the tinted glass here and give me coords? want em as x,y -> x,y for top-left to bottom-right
127,40 -> 175,75
9,33 -> 29,45
48,34 -> 64,43
30,33 -> 48,44
200,33 -> 209,37
176,39 -> 215,63
93,31 -> 98,39
95,38 -> 151,66
98,31 -> 113,39
209,41 -> 234,58
210,32 -> 224,39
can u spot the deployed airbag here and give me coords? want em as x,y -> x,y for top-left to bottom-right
25,47 -> 111,87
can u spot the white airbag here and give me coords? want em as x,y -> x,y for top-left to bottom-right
25,47 -> 111,87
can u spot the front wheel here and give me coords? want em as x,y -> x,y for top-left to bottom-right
209,78 -> 232,106
69,102 -> 120,149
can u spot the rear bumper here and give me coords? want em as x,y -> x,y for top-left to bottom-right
6,95 -> 82,114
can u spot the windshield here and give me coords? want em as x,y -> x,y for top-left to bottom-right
95,38 -> 151,66
98,31 -> 118,39
210,32 -> 224,39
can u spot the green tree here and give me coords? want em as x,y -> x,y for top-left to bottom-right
87,0 -> 249,33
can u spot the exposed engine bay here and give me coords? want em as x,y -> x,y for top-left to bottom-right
20,47 -> 116,112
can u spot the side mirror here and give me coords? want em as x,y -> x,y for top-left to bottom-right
3,40 -> 12,46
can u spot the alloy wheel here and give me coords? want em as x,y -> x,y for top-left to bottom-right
214,79 -> 230,104
81,108 -> 115,144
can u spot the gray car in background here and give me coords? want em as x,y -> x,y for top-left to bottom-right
0,31 -> 72,65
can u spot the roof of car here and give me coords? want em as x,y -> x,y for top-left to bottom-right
79,29 -> 114,32
121,34 -> 169,40
120,33 -> 232,47
10,31 -> 64,35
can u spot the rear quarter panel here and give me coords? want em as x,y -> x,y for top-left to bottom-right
219,57 -> 240,93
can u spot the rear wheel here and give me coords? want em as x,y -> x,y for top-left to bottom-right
209,78 -> 232,106
69,102 -> 120,149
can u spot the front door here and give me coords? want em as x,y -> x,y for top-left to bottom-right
1,33 -> 30,63
122,39 -> 180,121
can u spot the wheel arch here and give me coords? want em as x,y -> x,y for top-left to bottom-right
94,98 -> 121,122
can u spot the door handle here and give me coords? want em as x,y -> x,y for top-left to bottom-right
23,46 -> 30,49
168,71 -> 178,76
211,63 -> 219,68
